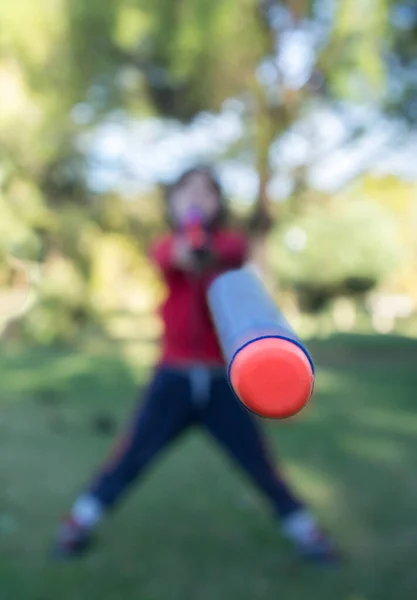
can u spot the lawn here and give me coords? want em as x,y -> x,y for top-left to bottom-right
0,333 -> 416,600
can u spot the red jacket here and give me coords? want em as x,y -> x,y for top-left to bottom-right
150,229 -> 249,365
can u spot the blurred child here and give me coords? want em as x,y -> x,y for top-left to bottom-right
53,166 -> 338,563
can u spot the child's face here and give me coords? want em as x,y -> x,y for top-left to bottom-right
170,172 -> 220,226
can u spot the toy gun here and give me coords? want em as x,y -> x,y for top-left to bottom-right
182,206 -> 210,259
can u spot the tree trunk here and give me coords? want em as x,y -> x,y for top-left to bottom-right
249,0 -> 310,280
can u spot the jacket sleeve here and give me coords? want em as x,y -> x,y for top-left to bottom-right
150,238 -> 176,274
212,232 -> 249,268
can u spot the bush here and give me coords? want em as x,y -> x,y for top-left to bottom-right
268,198 -> 405,312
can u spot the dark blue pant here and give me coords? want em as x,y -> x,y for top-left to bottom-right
89,367 -> 303,518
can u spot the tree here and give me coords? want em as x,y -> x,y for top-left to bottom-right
1,0 -> 416,341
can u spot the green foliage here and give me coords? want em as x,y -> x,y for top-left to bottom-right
325,0 -> 390,102
268,197 -> 405,310
130,0 -> 264,119
1,0 -> 416,339
88,231 -> 162,315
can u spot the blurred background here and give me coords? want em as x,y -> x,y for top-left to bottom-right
0,1 -> 416,599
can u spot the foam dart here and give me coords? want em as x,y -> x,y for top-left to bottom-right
207,267 -> 314,419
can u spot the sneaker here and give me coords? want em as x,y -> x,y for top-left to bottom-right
51,517 -> 93,559
282,509 -> 341,565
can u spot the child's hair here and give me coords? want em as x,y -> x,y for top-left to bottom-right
164,165 -> 229,230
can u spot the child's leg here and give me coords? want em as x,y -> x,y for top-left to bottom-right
83,367 -> 194,512
198,374 -> 303,518
54,368 -> 194,557
198,374 -> 339,562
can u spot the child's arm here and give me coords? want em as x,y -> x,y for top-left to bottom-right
151,232 -> 249,275
210,232 -> 249,269
150,237 -> 199,274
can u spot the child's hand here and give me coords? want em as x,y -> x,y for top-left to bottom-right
172,238 -> 198,272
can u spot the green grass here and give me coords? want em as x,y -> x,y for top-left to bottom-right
1,334 -> 417,600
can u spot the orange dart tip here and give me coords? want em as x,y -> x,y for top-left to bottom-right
229,337 -> 314,419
